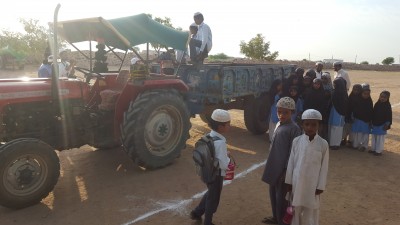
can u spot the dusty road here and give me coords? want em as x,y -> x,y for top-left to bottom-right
0,68 -> 400,225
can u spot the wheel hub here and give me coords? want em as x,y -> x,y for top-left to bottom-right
144,106 -> 183,156
4,155 -> 45,194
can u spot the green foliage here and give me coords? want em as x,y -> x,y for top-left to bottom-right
0,19 -> 51,63
239,34 -> 279,61
382,57 -> 394,65
360,61 -> 369,65
208,53 -> 230,60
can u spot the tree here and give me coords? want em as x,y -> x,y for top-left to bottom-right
360,61 -> 369,65
208,53 -> 230,60
239,34 -> 279,61
382,57 -> 394,65
0,18 -> 52,63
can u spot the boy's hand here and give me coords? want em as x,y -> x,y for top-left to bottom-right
315,189 -> 323,195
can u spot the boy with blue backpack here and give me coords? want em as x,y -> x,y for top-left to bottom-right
191,109 -> 231,225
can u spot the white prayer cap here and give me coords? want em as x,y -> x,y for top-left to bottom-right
211,109 -> 231,123
276,97 -> 296,110
333,61 -> 342,66
47,55 -> 54,63
190,23 -> 197,27
301,109 -> 322,120
194,12 -> 203,17
315,61 -> 323,66
130,57 -> 140,65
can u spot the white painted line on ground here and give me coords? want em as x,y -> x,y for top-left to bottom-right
121,160 -> 267,225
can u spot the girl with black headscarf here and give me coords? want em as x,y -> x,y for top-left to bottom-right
328,78 -> 349,149
303,78 -> 330,140
351,83 -> 373,151
370,91 -> 392,156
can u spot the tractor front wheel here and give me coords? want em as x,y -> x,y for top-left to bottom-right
0,138 -> 60,209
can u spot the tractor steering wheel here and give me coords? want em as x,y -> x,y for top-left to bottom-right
74,67 -> 104,83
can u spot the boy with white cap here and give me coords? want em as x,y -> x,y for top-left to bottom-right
262,97 -> 302,225
58,48 -> 75,78
285,109 -> 329,225
191,109 -> 231,225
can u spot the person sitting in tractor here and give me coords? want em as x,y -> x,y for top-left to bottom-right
158,49 -> 175,75
58,48 -> 76,78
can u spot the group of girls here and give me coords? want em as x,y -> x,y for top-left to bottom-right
268,68 -> 392,155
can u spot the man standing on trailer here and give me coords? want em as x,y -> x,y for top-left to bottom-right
190,12 -> 212,64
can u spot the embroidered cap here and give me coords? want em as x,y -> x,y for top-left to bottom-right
333,61 -> 342,66
194,12 -> 203,17
315,61 -> 323,66
302,109 -> 322,120
211,109 -> 231,123
276,97 -> 296,110
47,55 -> 54,63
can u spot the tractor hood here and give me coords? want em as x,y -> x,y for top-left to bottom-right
0,78 -> 90,107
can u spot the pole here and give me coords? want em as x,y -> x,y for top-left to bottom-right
309,53 -> 310,61
355,54 -> 357,64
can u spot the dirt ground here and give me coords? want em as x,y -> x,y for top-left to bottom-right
0,66 -> 400,225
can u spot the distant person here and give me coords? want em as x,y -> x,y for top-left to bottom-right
38,55 -> 53,78
190,109 -> 231,225
321,72 -> 333,92
315,62 -> 323,79
58,48 -> 75,78
188,23 -> 201,63
190,12 -> 212,63
370,90 -> 392,156
268,79 -> 284,142
294,67 -> 305,94
285,109 -> 329,225
333,61 -> 351,91
351,83 -> 373,151
261,97 -> 302,225
328,78 -> 348,150
158,49 -> 175,75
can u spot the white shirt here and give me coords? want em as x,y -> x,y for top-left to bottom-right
285,134 -> 329,209
315,70 -> 322,79
209,130 -> 230,176
334,69 -> 351,90
197,22 -> 212,53
58,61 -> 70,78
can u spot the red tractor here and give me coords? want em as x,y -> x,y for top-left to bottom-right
0,5 -> 192,209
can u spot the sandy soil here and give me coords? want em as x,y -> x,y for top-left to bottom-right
0,67 -> 399,225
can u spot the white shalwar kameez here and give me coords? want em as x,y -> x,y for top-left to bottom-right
285,134 -> 329,225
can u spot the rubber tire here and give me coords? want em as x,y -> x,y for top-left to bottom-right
243,94 -> 271,135
0,138 -> 60,209
121,89 -> 191,169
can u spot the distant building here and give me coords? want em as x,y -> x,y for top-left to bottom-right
323,59 -> 343,64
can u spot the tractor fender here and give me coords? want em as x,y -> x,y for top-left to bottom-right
114,79 -> 189,132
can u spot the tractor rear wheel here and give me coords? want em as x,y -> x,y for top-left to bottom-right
244,94 -> 271,135
0,138 -> 60,209
121,89 -> 191,169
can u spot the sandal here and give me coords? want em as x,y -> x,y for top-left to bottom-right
262,216 -> 278,224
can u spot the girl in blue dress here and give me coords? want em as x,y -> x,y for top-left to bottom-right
351,83 -> 373,151
328,78 -> 348,150
370,91 -> 392,156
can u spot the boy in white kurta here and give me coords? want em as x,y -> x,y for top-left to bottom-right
285,109 -> 329,225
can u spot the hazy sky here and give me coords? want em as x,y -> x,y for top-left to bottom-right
1,0 -> 399,64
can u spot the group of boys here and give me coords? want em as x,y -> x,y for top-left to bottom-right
191,102 -> 329,225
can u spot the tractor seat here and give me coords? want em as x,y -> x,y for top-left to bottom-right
98,70 -> 130,111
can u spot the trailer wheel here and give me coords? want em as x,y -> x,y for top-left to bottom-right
244,94 -> 271,135
0,138 -> 60,209
121,89 -> 191,169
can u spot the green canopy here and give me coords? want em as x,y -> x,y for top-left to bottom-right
56,14 -> 189,51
